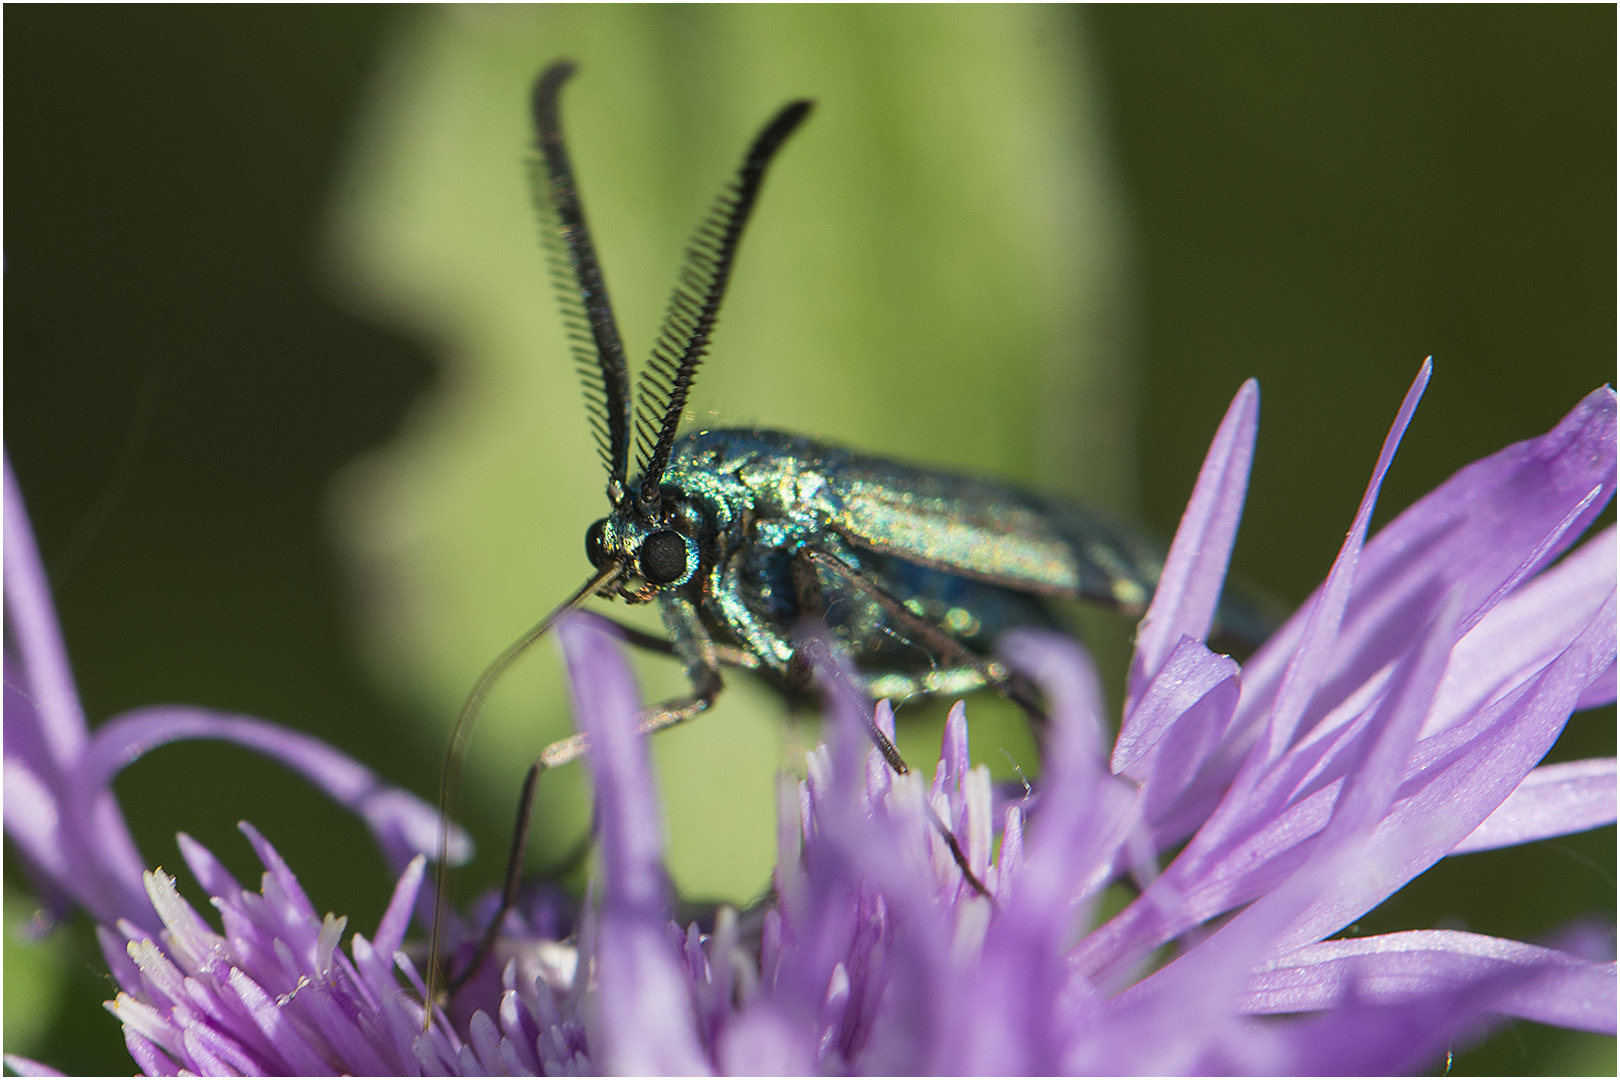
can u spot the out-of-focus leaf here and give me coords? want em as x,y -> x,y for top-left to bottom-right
3,886 -> 68,1058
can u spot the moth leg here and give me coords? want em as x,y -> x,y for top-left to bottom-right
582,612 -> 761,671
792,547 -> 995,903
448,743 -> 553,993
451,599 -> 725,993
452,693 -> 721,993
802,548 -> 1048,730
450,709 -> 710,994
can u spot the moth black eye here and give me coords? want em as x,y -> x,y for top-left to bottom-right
584,518 -> 611,569
639,529 -> 689,586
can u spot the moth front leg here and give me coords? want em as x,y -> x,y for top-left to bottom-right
536,595 -> 725,769
453,598 -> 725,992
637,592 -> 726,733
572,611 -> 761,671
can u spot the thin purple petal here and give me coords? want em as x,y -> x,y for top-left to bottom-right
718,1004 -> 817,1074
2,755 -> 76,898
1113,637 -> 1241,828
1426,525 -> 1614,739
1242,385 -> 1616,779
373,855 -> 427,962
121,1031 -> 182,1077
1258,359 -> 1432,767
1129,378 -> 1258,706
1254,981 -> 1504,1074
76,707 -> 468,878
1101,585 -> 1467,1074
1451,758 -> 1617,854
1244,929 -> 1617,1034
559,615 -> 663,909
5,453 -> 149,924
3,452 -> 88,768
933,630 -> 1121,1073
176,832 -> 244,901
1276,590 -> 1615,953
1575,656 -> 1616,709
998,629 -> 1123,911
558,613 -> 709,1075
2,1055 -> 64,1077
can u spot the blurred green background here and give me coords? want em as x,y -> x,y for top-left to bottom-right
5,6 -> 1612,1075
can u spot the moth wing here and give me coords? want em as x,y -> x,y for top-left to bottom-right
824,460 -> 1160,615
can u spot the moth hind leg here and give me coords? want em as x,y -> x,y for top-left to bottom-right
792,547 -> 1006,902
802,547 -> 1049,733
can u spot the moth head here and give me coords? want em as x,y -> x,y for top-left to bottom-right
532,62 -> 807,604
584,506 -> 699,601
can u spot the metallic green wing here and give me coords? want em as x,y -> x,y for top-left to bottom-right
822,450 -> 1162,614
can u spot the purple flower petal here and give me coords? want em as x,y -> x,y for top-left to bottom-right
141,868 -> 230,978
1451,758 -> 1617,854
1238,385 -> 1616,786
75,707 -> 469,885
1257,359 -> 1433,769
224,966 -> 335,1075
1165,384 -> 1617,878
1079,380 -> 1619,994
121,1032 -> 181,1077
373,855 -> 427,964
931,700 -> 970,803
5,453 -> 149,924
2,754 -> 76,902
559,615 -> 664,910
1103,578 -> 1468,1070
1129,378 -> 1258,706
176,831 -> 244,900
929,630 -> 1118,1073
1112,636 -> 1241,829
1122,368 -> 1437,877
2,1055 -> 64,1077
1424,524 -> 1614,739
1575,656 -> 1616,709
6,455 -> 473,961
1250,977 -> 1517,1074
1278,592 -> 1615,953
558,613 -> 709,1075
96,924 -> 144,992
1086,590 -> 1615,985
717,1004 -> 818,1074
3,453 -> 88,769
998,629 -> 1126,912
1243,929 -> 1617,1034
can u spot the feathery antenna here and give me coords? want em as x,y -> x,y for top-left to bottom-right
632,98 -> 813,519
532,61 -> 633,493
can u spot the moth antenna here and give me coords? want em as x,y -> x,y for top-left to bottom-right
426,563 -> 622,1016
632,98 -> 814,517
532,61 -> 633,495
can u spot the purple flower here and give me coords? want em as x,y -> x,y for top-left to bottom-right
7,362 -> 1616,1075
2,453 -> 471,1075
561,363 -> 1616,1073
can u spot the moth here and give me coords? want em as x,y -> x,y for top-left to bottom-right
429,59 -> 1272,996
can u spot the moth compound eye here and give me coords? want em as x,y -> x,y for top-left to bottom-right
639,530 -> 689,586
584,518 -> 611,569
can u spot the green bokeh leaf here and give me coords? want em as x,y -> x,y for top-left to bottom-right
3,886 -> 69,1060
